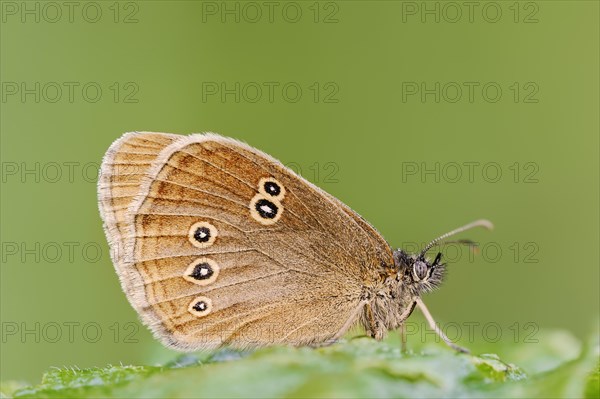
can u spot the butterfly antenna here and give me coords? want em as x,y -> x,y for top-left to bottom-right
419,219 -> 494,258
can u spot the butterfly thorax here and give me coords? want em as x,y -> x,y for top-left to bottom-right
360,249 -> 446,340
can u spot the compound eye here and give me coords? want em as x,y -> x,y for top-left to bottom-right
413,261 -> 428,281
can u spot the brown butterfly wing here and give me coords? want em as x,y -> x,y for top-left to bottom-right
98,132 -> 181,292
100,132 -> 394,350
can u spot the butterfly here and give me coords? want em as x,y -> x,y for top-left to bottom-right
98,132 -> 492,353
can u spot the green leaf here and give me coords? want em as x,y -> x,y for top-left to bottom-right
9,329 -> 598,399
1,380 -> 29,399
585,361 -> 600,399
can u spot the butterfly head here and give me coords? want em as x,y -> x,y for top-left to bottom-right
391,220 -> 494,296
393,249 -> 446,295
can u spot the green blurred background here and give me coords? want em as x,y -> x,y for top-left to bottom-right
1,0 -> 598,383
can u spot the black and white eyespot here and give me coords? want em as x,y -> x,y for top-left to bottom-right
249,194 -> 283,225
256,198 -> 278,218
258,177 -> 285,201
183,258 -> 220,286
188,222 -> 218,248
188,296 -> 212,317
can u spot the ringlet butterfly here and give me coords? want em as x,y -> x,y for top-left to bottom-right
98,132 -> 492,353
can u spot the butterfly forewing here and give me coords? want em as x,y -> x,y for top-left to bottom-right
99,132 -> 394,350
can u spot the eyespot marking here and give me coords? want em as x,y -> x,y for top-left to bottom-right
264,181 -> 280,196
188,222 -> 217,248
249,194 -> 282,225
188,296 -> 212,317
183,258 -> 220,285
256,198 -> 278,218
258,177 -> 285,200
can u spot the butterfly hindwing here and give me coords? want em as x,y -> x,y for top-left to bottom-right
98,132 -> 182,292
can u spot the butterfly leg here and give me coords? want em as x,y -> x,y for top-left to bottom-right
364,303 -> 385,340
399,323 -> 407,353
396,301 -> 416,352
415,297 -> 469,353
